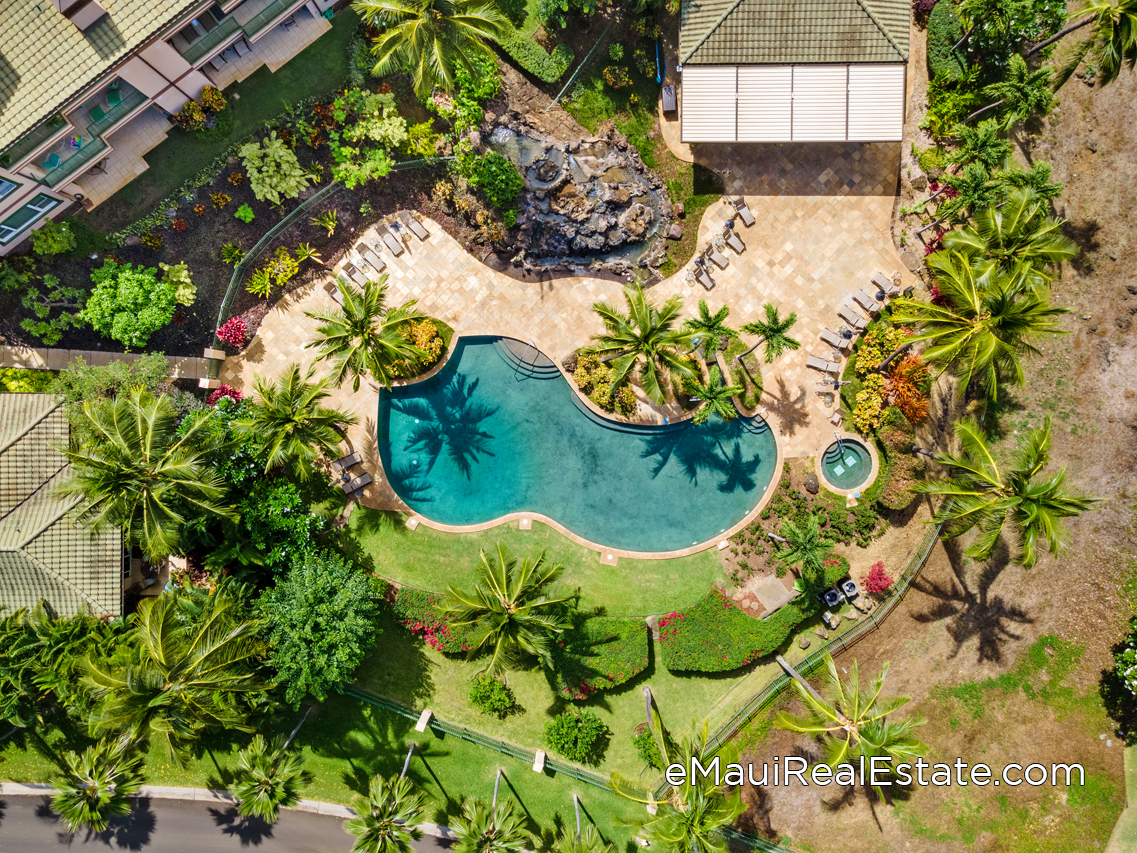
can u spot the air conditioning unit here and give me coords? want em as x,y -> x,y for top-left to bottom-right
53,0 -> 108,31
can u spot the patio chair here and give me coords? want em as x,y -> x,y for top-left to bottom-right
378,225 -> 405,256
733,198 -> 756,227
725,231 -> 745,254
88,104 -> 107,124
819,328 -> 850,351
106,83 -> 122,107
209,53 -> 228,71
355,242 -> 386,274
852,289 -> 881,314
233,37 -> 251,57
400,211 -> 429,240
331,451 -> 362,474
872,272 -> 900,297
341,472 -> 372,494
806,355 -> 840,375
328,280 -> 347,304
837,304 -> 868,330
40,152 -> 61,169
696,269 -> 715,290
281,15 -> 296,29
829,410 -> 843,426
342,262 -> 367,287
706,245 -> 729,270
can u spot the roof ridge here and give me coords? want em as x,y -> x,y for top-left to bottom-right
18,540 -> 110,617
852,0 -> 908,61
680,0 -> 747,65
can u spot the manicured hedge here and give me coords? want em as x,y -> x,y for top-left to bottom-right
659,558 -> 849,673
549,616 -> 649,700
927,1 -> 967,81
391,587 -> 474,654
498,30 -> 575,83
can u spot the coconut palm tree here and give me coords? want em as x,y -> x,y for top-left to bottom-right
237,363 -> 359,478
52,739 -> 144,833
56,387 -> 235,561
888,251 -> 1069,399
629,785 -> 745,853
687,366 -> 741,425
739,303 -> 801,363
353,0 -> 504,98
344,775 -> 427,853
305,276 -> 425,392
229,735 -> 309,823
683,300 -> 738,361
83,589 -> 265,763
775,513 -> 834,583
775,654 -> 926,799
946,119 -> 1012,170
1029,0 -> 1137,89
965,55 -> 1055,129
914,417 -> 1097,567
555,825 -> 615,853
442,544 -> 575,677
943,188 -> 1077,288
452,797 -> 530,853
587,285 -> 697,405
937,162 -> 1006,222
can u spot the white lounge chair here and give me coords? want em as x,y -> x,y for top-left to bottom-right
837,304 -> 867,330
807,355 -> 840,375
873,272 -> 900,297
853,290 -> 881,314
725,232 -> 745,254
819,329 -> 850,351
328,281 -> 346,305
696,269 -> 715,290
355,242 -> 385,274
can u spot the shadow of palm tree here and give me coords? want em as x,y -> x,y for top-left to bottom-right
393,373 -> 498,479
639,427 -> 717,482
71,798 -> 157,851
713,439 -> 762,493
764,375 -> 809,437
208,806 -> 276,846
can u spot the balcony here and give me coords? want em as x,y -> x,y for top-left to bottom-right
181,16 -> 240,65
86,88 -> 149,138
2,118 -> 70,169
41,136 -> 109,188
239,0 -> 304,39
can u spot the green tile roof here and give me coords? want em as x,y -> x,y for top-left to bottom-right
680,0 -> 910,66
0,393 -> 121,618
0,0 -> 200,153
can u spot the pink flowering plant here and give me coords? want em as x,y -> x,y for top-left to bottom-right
207,385 -> 244,407
547,616 -> 650,700
216,316 -> 248,348
393,587 -> 473,654
864,561 -> 895,596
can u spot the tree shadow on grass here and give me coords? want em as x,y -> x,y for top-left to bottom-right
351,611 -> 436,707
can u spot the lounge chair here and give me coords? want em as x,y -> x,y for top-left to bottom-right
696,269 -> 715,290
378,226 -> 405,256
355,242 -> 386,274
341,472 -> 372,494
328,281 -> 346,305
829,411 -> 843,426
331,451 -> 362,474
233,37 -> 251,57
733,199 -> 755,227
40,152 -> 61,169
819,329 -> 850,351
209,53 -> 227,72
806,355 -> 840,375
853,290 -> 881,314
837,304 -> 868,330
342,263 -> 368,287
707,246 -> 729,269
400,212 -> 429,240
725,232 -> 745,254
873,272 -> 900,297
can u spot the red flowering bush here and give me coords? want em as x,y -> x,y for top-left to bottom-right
548,616 -> 649,700
216,316 -> 247,348
864,561 -> 895,595
929,284 -> 949,306
207,385 -> 244,407
392,588 -> 473,653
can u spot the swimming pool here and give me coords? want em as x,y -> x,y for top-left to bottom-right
820,439 -> 873,489
377,336 -> 779,553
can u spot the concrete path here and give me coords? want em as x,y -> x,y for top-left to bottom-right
1106,744 -> 1137,853
0,345 -> 209,381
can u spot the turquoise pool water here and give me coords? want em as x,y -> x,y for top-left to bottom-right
820,439 -> 873,489
377,336 -> 778,552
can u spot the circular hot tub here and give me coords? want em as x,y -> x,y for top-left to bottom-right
818,438 -> 877,492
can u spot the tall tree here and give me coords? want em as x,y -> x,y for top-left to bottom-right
442,544 -> 574,677
238,363 -> 358,478
628,785 -> 745,853
937,162 -> 1006,222
452,798 -> 530,853
57,387 -> 235,561
965,55 -> 1055,129
229,735 -> 309,823
52,739 -> 144,833
946,119 -> 1012,170
344,775 -> 427,853
587,285 -> 697,404
687,366 -> 741,425
739,303 -> 801,363
775,654 -> 926,799
682,300 -> 738,361
889,251 -> 1069,399
305,276 -> 425,392
914,417 -> 1097,566
775,513 -> 834,583
353,0 -> 504,97
1029,0 -> 1137,89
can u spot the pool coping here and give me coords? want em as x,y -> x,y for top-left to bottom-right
814,431 -> 880,496
375,333 -> 786,561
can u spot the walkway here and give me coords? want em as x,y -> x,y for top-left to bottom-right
0,345 -> 210,380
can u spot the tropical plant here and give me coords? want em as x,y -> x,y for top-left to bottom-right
586,285 -> 696,404
305,276 -> 425,390
889,250 -> 1069,399
914,417 -> 1097,566
236,363 -> 358,477
1030,0 -> 1137,89
222,243 -> 245,265
295,242 -> 323,264
18,273 -> 85,345
965,54 -> 1055,129
442,544 -> 575,677
937,162 -> 1005,221
234,203 -> 256,223
945,119 -> 1012,170
229,735 -> 309,822
344,775 -> 427,853
626,784 -> 746,853
452,797 -> 530,853
80,260 -> 177,349
52,739 -> 144,833
555,825 -> 615,853
353,0 -> 505,97
683,299 -> 738,359
313,208 -> 338,237
544,709 -> 609,763
739,303 -> 801,363
57,387 -> 235,560
31,218 -> 76,256
469,673 -> 515,717
83,587 -> 265,762
775,653 -> 927,798
687,366 -> 741,425
775,513 -> 834,582
239,132 -> 309,204
159,261 -> 196,306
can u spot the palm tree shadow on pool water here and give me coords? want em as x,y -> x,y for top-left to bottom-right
391,373 -> 499,481
639,418 -> 766,494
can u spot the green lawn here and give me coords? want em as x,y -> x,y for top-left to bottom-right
83,10 -> 360,232
349,507 -> 725,617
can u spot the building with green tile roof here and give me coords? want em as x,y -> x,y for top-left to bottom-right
0,392 -> 122,618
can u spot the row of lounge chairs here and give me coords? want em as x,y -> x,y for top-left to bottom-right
332,450 -> 372,497
335,212 -> 431,298
688,202 -> 754,291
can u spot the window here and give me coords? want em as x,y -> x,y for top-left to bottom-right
0,192 -> 61,244
0,177 -> 17,200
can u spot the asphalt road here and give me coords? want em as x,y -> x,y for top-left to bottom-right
0,795 -> 453,853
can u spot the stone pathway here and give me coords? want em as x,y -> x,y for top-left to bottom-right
1,345 -> 209,380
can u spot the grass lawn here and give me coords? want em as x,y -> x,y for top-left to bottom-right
82,10 -> 359,233
348,507 -> 725,617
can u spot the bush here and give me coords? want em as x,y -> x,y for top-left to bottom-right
544,710 -> 609,764
537,0 -> 598,29
217,317 -> 248,348
926,0 -> 966,81
234,203 -> 255,223
460,150 -> 524,215
1114,619 -> 1137,698
864,561 -> 895,595
392,587 -> 474,653
573,353 -> 637,417
854,326 -> 912,377
394,319 -> 445,375
0,367 -> 55,393
853,374 -> 887,434
239,132 -> 309,205
80,260 -> 176,349
469,674 -> 515,717
159,261 -> 196,306
31,219 -> 76,256
239,480 -> 329,573
547,616 -> 649,699
497,29 -> 574,83
19,274 -> 85,345
207,384 -> 244,406
51,353 -> 171,435
631,726 -> 664,770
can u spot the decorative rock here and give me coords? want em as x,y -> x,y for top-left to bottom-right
1126,284 -> 1137,295
803,473 -> 820,495
124,235 -> 141,246
1117,315 -> 1132,331
910,173 -> 928,191
900,249 -> 924,272
798,637 -> 811,650
673,202 -> 685,218
846,608 -> 860,621
667,224 -> 683,240
226,155 -> 238,165
815,626 -> 829,639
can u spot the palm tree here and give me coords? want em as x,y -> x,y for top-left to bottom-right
555,825 -> 615,853
688,367 -> 741,425
344,774 -> 426,853
914,417 -> 1097,567
83,589 -> 265,763
56,387 -> 235,561
964,55 -> 1055,129
775,513 -> 833,583
229,735 -> 308,823
52,739 -> 144,833
442,544 -> 575,677
237,363 -> 359,478
305,276 -> 425,392
889,251 -> 1069,399
739,303 -> 801,363
628,785 -> 745,853
611,702 -> 716,807
775,654 -> 926,799
587,285 -> 696,404
1029,0 -> 1137,89
452,797 -> 530,853
937,162 -> 1005,222
1003,160 -> 1064,201
353,0 -> 504,98
943,188 -> 1077,288
946,119 -> 1011,170
683,300 -> 738,361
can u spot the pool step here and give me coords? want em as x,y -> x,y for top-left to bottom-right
492,338 -> 561,380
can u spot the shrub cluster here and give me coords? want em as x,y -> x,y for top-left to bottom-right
631,726 -> 664,770
80,260 -> 177,349
391,587 -> 474,653
574,354 -> 637,417
926,0 -> 966,81
217,316 -> 248,348
864,561 -> 895,595
392,319 -> 446,377
0,367 -> 55,393
207,385 -> 244,407
497,30 -> 574,83
468,674 -> 515,717
544,709 -> 609,764
877,406 -> 925,510
547,616 -> 649,700
459,150 -> 525,217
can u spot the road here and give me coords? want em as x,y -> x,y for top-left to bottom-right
0,795 -> 453,853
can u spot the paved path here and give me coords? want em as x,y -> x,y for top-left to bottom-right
0,345 -> 210,381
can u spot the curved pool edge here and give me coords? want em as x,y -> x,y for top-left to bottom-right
814,431 -> 880,496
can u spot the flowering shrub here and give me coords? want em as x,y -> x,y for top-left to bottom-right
194,204 -> 207,216
216,316 -> 248,348
393,319 -> 446,377
855,326 -> 912,377
211,192 -> 231,209
547,616 -> 649,699
864,561 -> 895,595
207,385 -> 244,406
1114,620 -> 1137,697
174,99 -> 207,131
853,374 -> 887,434
886,354 -> 931,424
392,587 -> 473,653
574,354 -> 638,417
199,85 -> 227,113
602,66 -> 632,88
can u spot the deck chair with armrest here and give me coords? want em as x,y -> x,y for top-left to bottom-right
819,328 -> 850,351
725,231 -> 745,254
852,290 -> 881,314
837,304 -> 868,330
400,211 -> 429,240
872,272 -> 900,297
806,355 -> 840,375
341,262 -> 367,287
707,246 -> 729,269
355,242 -> 385,274
377,225 -> 405,256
